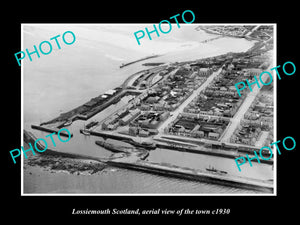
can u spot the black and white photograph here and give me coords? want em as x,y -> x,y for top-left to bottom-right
21,23 -> 275,195
4,4 -> 298,221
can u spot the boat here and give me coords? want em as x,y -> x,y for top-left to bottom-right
63,120 -> 72,127
123,139 -> 156,150
206,165 -> 227,175
81,129 -> 90,136
95,140 -> 134,153
85,121 -> 99,129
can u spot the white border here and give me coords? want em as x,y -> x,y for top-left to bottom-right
21,23 -> 277,196
21,24 -> 24,195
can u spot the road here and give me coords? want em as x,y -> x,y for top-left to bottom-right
244,25 -> 260,37
220,73 -> 270,143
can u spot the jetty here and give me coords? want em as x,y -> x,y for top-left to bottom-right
31,124 -> 73,137
120,55 -> 160,68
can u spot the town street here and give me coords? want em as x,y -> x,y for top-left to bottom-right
220,71 -> 271,143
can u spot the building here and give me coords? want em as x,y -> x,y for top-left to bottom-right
102,114 -> 119,130
119,109 -> 141,126
208,132 -> 220,140
128,126 -> 139,136
139,104 -> 151,111
116,108 -> 129,118
192,130 -> 205,138
246,68 -> 262,77
139,129 -> 150,137
105,89 -> 117,95
107,123 -> 118,130
102,121 -> 109,130
146,96 -> 160,104
198,68 -> 212,76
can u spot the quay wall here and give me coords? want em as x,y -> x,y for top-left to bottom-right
89,131 -> 273,165
156,142 -> 273,165
75,90 -> 129,121
89,130 -> 133,142
160,135 -> 270,156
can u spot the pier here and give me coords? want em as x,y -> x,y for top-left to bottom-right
31,125 -> 74,137
120,55 -> 160,68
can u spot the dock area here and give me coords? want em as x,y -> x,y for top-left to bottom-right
155,138 -> 272,165
87,129 -> 272,165
24,129 -> 273,193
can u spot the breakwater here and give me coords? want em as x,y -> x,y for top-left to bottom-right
89,130 -> 133,141
41,90 -> 140,128
107,160 -> 273,193
31,125 -> 73,137
120,55 -> 160,68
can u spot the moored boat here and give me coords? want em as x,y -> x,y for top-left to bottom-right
95,140 -> 134,153
81,129 -> 90,136
123,139 -> 156,150
206,165 -> 227,175
63,120 -> 72,127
